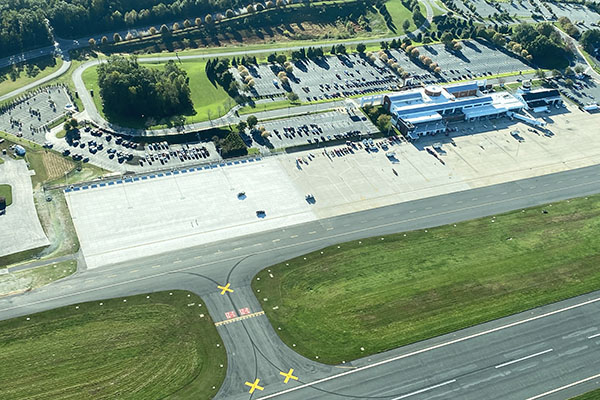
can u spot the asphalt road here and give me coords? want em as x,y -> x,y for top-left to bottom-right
2,163 -> 600,399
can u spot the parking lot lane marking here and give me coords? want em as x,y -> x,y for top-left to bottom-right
290,235 -> 299,239
308,231 -> 317,235
234,247 -> 243,251
107,274 -> 117,278
272,239 -> 281,243
410,210 -> 416,213
280,369 -> 299,384
129,270 -> 139,273
390,380 -> 457,400
525,372 -> 600,400
326,227 -> 334,231
151,265 -> 161,268
194,255 -> 202,259
494,349 -> 553,369
253,243 -> 263,247
217,283 -> 234,295
173,260 -> 182,264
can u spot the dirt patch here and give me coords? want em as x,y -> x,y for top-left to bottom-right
41,151 -> 74,181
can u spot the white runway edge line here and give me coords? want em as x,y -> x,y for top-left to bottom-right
255,296 -> 600,400
390,380 -> 456,400
525,372 -> 600,400
494,349 -> 553,369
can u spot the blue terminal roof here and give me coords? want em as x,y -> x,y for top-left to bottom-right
445,82 -> 479,94
394,95 -> 494,118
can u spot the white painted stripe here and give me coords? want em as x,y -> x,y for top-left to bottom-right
588,333 -> 600,339
390,380 -> 456,400
494,349 -> 553,369
308,231 -> 317,235
255,296 -> 600,400
290,235 -> 298,238
525,372 -> 600,400
272,239 -> 281,243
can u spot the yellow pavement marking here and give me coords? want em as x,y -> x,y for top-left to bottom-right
280,368 -> 298,384
215,311 -> 265,326
245,378 -> 264,394
217,283 -> 234,295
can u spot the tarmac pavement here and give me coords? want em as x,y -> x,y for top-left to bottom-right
2,163 -> 600,399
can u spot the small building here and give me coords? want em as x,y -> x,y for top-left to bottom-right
383,82 -> 524,140
520,89 -> 562,112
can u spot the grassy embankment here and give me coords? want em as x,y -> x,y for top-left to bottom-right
254,193 -> 600,364
0,260 -> 76,297
0,184 -> 12,206
571,389 -> 600,400
81,59 -> 234,130
0,290 -> 227,399
0,56 -> 64,98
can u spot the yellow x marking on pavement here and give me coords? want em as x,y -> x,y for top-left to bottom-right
280,368 -> 298,384
217,283 -> 234,295
245,378 -> 264,394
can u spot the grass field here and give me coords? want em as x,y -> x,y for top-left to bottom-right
0,184 -> 12,206
0,290 -> 226,399
571,389 -> 600,399
385,0 -> 417,32
0,57 -> 63,98
82,60 -> 234,129
254,193 -> 600,364
0,260 -> 76,297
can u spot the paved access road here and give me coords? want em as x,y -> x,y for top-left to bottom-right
2,163 -> 600,399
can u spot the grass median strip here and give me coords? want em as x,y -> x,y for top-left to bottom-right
254,194 -> 600,364
0,260 -> 76,297
0,290 -> 226,400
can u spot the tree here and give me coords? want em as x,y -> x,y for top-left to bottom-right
276,0 -> 285,6
565,78 -> 574,88
580,29 -> 600,53
286,91 -> 299,102
402,19 -> 411,31
195,17 -> 203,27
247,4 -> 255,13
149,26 -> 157,35
356,43 -> 366,54
534,69 -> 546,79
101,36 -> 108,45
376,114 -> 391,132
113,33 -> 121,43
492,32 -> 506,47
236,121 -> 247,133
410,47 -> 419,58
205,14 -> 213,24
172,22 -> 180,31
267,53 -> 277,63
88,38 -> 96,48
247,115 -> 258,129
574,65 -> 585,75
64,118 -> 79,133
226,9 -> 234,18
380,41 -> 389,50
183,19 -> 191,28
453,41 -> 463,51
441,31 -> 454,46
256,3 -> 265,11
551,69 -> 562,78
276,54 -> 287,64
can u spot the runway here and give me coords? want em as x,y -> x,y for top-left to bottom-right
2,163 -> 600,399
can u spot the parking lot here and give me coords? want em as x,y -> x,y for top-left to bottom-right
0,86 -> 73,144
245,106 -> 378,150
387,40 -> 531,84
51,124 -> 221,173
550,76 -> 600,106
233,53 -> 403,102
455,0 -> 552,20
547,3 -> 600,31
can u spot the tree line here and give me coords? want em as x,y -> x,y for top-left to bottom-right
97,55 -> 193,121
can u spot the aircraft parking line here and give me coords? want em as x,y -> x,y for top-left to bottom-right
588,333 -> 600,339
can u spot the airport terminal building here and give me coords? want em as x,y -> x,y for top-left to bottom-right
383,82 -> 524,139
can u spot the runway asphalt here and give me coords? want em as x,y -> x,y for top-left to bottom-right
2,163 -> 600,399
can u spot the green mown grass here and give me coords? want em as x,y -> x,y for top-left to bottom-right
0,184 -> 12,206
0,290 -> 226,399
0,57 -> 64,98
253,194 -> 600,364
0,260 -> 76,296
571,389 -> 600,399
82,60 -> 234,129
385,0 -> 417,32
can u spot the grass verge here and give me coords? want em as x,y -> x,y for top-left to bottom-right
82,60 -> 234,129
571,389 -> 600,399
0,184 -> 12,206
0,57 -> 64,98
0,290 -> 226,399
0,260 -> 76,297
253,193 -> 600,364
